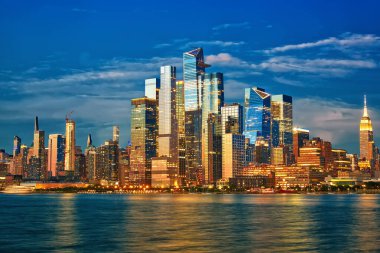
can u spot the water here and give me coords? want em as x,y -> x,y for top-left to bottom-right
0,194 -> 379,252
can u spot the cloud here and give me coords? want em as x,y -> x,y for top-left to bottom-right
273,76 -> 305,87
154,43 -> 172,49
182,40 -> 245,49
212,22 -> 250,31
252,56 -> 376,76
294,97 -> 380,153
264,33 -> 380,54
206,53 -> 246,66
0,56 -> 183,148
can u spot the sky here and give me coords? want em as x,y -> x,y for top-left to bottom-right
1,0 -> 380,154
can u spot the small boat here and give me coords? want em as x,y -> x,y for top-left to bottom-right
261,188 -> 275,194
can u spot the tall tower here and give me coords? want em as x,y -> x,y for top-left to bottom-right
33,116 -> 45,158
13,136 -> 21,157
48,134 -> 65,178
130,97 -> 157,185
360,95 -> 375,165
183,48 -> 210,184
113,125 -> 120,143
64,116 -> 76,172
244,87 -> 271,144
201,72 -> 224,184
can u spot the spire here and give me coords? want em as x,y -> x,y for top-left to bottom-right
363,95 -> 369,117
87,134 -> 92,147
34,116 -> 39,132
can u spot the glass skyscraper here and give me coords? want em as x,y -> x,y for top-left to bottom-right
183,48 -> 210,185
176,80 -> 186,184
130,97 -> 157,186
201,72 -> 224,184
271,95 -> 293,147
244,87 -> 271,144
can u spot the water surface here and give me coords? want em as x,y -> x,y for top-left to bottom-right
0,194 -> 379,252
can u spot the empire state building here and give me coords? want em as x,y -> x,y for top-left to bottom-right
359,95 -> 375,165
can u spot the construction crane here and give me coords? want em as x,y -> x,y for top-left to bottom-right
66,111 -> 74,121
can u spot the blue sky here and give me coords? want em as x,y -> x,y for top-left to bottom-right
1,0 -> 380,153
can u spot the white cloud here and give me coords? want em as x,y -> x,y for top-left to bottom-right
294,97 -> 380,152
252,56 -> 376,76
212,22 -> 250,31
264,33 -> 380,54
206,53 -> 246,66
273,76 -> 305,87
182,40 -> 245,49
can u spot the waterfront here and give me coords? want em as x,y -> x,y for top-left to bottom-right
0,194 -> 379,252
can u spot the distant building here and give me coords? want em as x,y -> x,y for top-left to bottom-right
113,125 -> 120,143
47,134 -> 65,178
13,136 -> 21,157
176,80 -> 186,184
360,95 -> 375,168
64,118 -> 76,172
293,128 -> 310,163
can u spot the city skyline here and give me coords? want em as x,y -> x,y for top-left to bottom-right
1,0 -> 380,153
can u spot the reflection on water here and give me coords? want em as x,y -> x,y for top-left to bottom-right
0,194 -> 379,252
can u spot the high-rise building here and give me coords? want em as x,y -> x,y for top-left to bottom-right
293,128 -> 310,162
183,48 -> 210,184
13,136 -> 21,157
64,118 -> 76,172
156,66 -> 178,185
360,95 -> 375,167
201,72 -> 224,184
85,134 -> 96,181
244,87 -> 271,144
205,113 -> 223,183
95,140 -> 119,182
271,95 -> 293,148
145,78 -> 160,100
113,125 -> 120,143
222,133 -> 245,180
221,103 -> 244,135
158,66 -> 178,158
176,80 -> 186,184
33,116 -> 45,158
130,97 -> 157,186
47,134 -> 65,178
222,103 -> 245,181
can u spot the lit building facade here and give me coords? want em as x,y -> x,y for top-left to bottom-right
13,136 -> 21,157
113,125 -> 120,143
183,48 -> 209,184
271,94 -> 293,164
244,87 -> 271,144
145,78 -> 160,100
64,119 -> 76,172
360,95 -> 375,167
293,128 -> 310,163
176,80 -> 186,184
47,134 -> 65,178
201,72 -> 224,184
130,97 -> 157,186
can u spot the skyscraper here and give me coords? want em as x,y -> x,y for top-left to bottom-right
145,78 -> 160,100
13,136 -> 21,157
33,116 -> 45,158
244,87 -> 271,144
33,116 -> 46,179
221,103 -> 245,181
48,134 -> 65,178
156,66 -> 178,185
201,72 -> 224,184
271,95 -> 293,148
158,66 -> 178,159
183,48 -> 210,184
293,128 -> 310,162
360,95 -> 375,167
130,97 -> 157,185
113,125 -> 120,143
176,80 -> 186,184
64,117 -> 76,172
